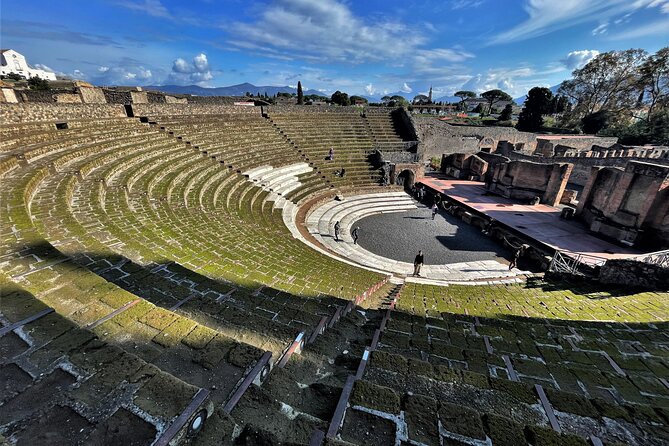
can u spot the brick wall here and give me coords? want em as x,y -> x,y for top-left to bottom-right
412,120 -> 537,159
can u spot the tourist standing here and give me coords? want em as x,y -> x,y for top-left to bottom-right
431,203 -> 438,220
509,244 -> 528,270
352,227 -> 360,244
334,221 -> 341,241
413,250 -> 424,276
328,147 -> 334,160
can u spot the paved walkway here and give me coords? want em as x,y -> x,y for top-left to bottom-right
420,178 -> 640,261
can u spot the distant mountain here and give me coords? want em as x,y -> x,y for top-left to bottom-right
435,95 -> 460,104
142,83 -> 324,97
514,84 -> 562,105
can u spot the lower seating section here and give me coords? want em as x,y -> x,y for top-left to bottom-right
344,280 -> 669,445
0,277 -> 203,445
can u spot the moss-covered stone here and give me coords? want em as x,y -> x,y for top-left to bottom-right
592,398 -> 631,422
134,372 -> 198,419
489,377 -> 537,404
432,365 -> 462,384
545,389 -> 598,418
139,308 -> 178,331
439,402 -> 486,440
404,394 -> 439,445
370,350 -> 408,374
461,370 -> 490,389
152,318 -> 196,348
350,380 -> 401,414
181,324 -> 217,350
483,413 -> 526,445
524,425 -> 588,446
227,341 -> 263,368
408,358 -> 433,377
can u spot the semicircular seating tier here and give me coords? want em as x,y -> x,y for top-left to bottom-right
303,192 -> 531,283
2,107 -> 669,446
0,112 -> 397,442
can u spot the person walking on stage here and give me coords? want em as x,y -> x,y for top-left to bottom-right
413,250 -> 424,276
334,221 -> 341,241
508,243 -> 528,270
352,226 -> 360,244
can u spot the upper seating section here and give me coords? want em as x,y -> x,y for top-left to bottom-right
266,109 -> 402,187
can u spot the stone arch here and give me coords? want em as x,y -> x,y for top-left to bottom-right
397,169 -> 415,189
479,137 -> 495,152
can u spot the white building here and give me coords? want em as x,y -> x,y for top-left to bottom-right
0,49 -> 57,81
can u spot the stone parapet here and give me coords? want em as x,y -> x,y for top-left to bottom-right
0,103 -> 127,124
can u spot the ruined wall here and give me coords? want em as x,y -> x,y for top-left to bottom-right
412,120 -> 537,159
534,136 -> 618,156
129,91 -> 148,104
576,161 -> 669,247
489,160 -> 572,206
0,88 -> 19,103
599,259 -> 669,290
508,151 -> 669,186
79,87 -> 106,104
54,93 -> 82,103
0,103 -> 127,123
103,90 -> 133,104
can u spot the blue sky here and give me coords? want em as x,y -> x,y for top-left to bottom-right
2,0 -> 668,99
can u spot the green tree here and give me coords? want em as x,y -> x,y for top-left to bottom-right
481,89 -> 512,114
637,46 -> 669,122
330,90 -> 350,106
388,95 -> 409,107
472,103 -> 485,114
499,104 -> 513,121
581,110 -> 612,134
297,81 -> 304,105
412,94 -> 429,104
349,95 -> 368,105
516,87 -> 553,131
559,49 -> 647,127
454,90 -> 476,111
28,76 -> 50,91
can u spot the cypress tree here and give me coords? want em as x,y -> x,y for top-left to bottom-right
297,81 -> 304,105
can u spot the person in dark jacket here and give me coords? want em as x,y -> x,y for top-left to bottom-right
413,250 -> 424,276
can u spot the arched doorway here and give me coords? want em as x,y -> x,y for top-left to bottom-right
397,169 -> 415,189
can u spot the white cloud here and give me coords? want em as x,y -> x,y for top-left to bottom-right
490,0 -> 667,45
400,82 -> 412,93
451,0 -> 484,9
116,0 -> 172,19
414,48 -> 475,64
34,63 -> 54,72
169,53 -> 213,85
98,66 -> 110,73
591,23 -> 608,35
608,17 -> 669,39
172,58 -> 191,73
459,67 -> 546,98
193,53 -> 209,72
228,0 -> 430,63
562,50 -> 600,70
365,83 -> 376,96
